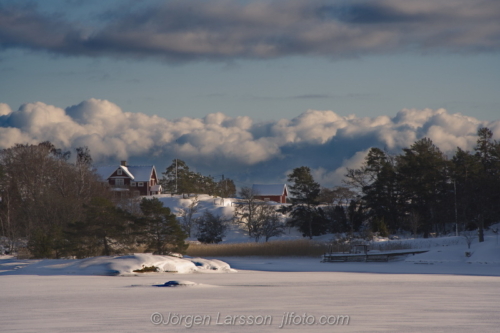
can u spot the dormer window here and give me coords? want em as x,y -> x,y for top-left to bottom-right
117,169 -> 122,176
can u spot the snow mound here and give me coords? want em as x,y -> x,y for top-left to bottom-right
0,254 -> 236,276
189,258 -> 234,272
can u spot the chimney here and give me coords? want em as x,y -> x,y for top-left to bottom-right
121,160 -> 127,167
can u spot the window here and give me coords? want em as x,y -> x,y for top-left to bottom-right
115,179 -> 124,186
117,169 -> 122,175
264,197 -> 270,202
138,182 -> 144,187
130,181 -> 136,187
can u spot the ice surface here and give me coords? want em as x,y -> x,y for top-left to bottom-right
1,257 -> 499,332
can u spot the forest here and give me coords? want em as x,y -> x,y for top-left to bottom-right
287,127 -> 500,242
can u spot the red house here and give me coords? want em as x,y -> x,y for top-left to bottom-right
96,161 -> 162,196
252,184 -> 289,204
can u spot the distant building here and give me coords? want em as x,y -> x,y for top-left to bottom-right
96,161 -> 162,196
252,184 -> 288,204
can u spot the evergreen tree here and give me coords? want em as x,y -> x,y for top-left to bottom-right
287,166 -> 323,238
452,127 -> 500,242
396,138 -> 450,237
196,211 -> 227,244
63,196 -> 131,258
361,148 -> 400,232
215,178 -> 237,198
161,159 -> 197,195
160,159 -> 232,197
138,197 -> 188,254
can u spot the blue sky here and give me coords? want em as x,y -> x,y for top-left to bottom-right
1,0 -> 499,187
3,49 -> 499,121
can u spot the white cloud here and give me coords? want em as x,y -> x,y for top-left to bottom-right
311,150 -> 370,187
0,103 -> 12,116
0,99 -> 498,186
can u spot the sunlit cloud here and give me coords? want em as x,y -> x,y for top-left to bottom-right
1,98 -> 498,187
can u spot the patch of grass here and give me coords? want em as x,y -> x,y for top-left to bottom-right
186,239 -> 328,257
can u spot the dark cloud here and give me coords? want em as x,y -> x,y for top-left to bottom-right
319,2 -> 422,24
1,0 -> 499,62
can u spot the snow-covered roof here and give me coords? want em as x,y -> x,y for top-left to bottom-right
95,165 -> 155,182
124,166 -> 155,181
95,166 -> 117,181
252,184 -> 288,196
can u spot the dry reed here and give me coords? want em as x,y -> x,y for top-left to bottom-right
186,239 -> 328,257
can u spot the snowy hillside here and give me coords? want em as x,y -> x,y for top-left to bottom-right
152,194 -> 301,243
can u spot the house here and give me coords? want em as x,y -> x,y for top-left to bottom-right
252,184 -> 288,204
96,161 -> 162,196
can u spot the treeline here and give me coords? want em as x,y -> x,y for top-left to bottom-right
283,128 -> 500,242
0,142 -> 187,258
160,159 -> 236,198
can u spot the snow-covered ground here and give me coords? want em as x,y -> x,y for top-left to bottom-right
1,246 -> 500,332
0,253 -> 234,276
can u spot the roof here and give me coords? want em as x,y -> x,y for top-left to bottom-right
95,166 -> 117,181
124,166 -> 155,181
95,165 -> 155,182
252,184 -> 288,196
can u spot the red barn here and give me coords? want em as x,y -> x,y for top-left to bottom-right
96,161 -> 162,196
252,184 -> 288,204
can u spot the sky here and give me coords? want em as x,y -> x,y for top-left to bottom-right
1,0 -> 500,188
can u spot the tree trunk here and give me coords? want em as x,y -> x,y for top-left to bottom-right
478,215 -> 485,242
102,237 -> 110,256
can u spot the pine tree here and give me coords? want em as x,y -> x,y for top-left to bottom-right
138,197 -> 188,254
160,159 -> 225,197
287,166 -> 323,238
196,211 -> 227,244
396,138 -> 450,237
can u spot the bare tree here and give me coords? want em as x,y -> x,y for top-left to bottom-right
234,187 -> 262,239
463,229 -> 476,250
258,205 -> 285,242
234,187 -> 285,242
178,195 -> 199,237
0,142 -> 109,258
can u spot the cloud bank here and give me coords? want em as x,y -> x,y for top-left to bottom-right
1,99 -> 498,187
1,0 -> 499,62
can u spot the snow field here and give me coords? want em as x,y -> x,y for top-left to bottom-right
1,261 -> 500,332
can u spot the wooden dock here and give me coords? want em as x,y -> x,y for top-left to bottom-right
322,249 -> 429,263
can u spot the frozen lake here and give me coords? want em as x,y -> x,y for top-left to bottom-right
1,256 -> 500,332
